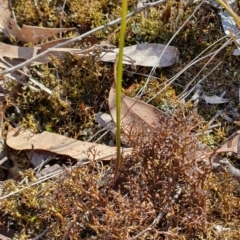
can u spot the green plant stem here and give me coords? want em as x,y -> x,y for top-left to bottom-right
215,0 -> 240,27
114,0 -> 128,183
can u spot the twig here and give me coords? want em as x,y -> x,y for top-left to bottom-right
179,38 -> 232,99
28,77 -> 52,94
213,158 -> 240,179
129,186 -> 182,240
0,157 -> 8,166
146,32 -> 228,103
146,49 -> 220,103
2,58 -> 52,94
9,0 -> 16,21
1,0 -> 167,76
208,110 -> 223,127
29,226 -> 50,240
181,61 -> 223,101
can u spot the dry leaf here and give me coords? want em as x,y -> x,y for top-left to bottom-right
0,0 -> 11,35
6,19 -> 75,43
0,43 -> 61,68
216,130 -> 240,154
100,43 -> 179,67
216,0 -> 240,54
0,43 -> 70,68
6,126 -> 131,161
0,36 -> 99,69
0,42 -> 40,60
202,94 -> 229,104
36,164 -> 62,178
37,38 -> 73,52
0,227 -> 15,240
0,2 -> 75,44
109,82 -> 169,135
25,150 -> 55,167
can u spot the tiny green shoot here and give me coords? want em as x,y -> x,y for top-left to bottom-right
113,0 -> 128,183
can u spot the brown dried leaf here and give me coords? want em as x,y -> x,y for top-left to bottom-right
36,164 -> 61,178
0,0 -> 11,35
108,82 -> 171,134
0,36 -> 100,68
0,42 -> 70,69
0,227 -> 15,240
6,19 -> 75,43
0,1 -> 75,44
6,126 -> 131,161
0,1 -> 74,43
0,42 -> 55,68
216,131 -> 240,154
0,42 -> 40,60
37,38 -> 73,52
100,43 -> 180,67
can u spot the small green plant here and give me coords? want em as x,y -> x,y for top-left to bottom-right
114,0 -> 128,183
1,1 -> 240,239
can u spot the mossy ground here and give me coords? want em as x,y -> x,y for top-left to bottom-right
0,0 -> 240,239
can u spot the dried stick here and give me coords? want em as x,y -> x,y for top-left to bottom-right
179,38 -> 232,99
29,227 -> 50,240
1,0 -> 167,76
213,158 -> 240,179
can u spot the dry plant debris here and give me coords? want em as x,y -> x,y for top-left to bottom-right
0,0 -> 240,239
100,43 -> 180,67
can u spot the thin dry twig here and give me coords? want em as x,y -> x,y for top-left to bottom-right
0,157 -> 8,166
179,38 -> 232,99
8,0 -> 16,21
2,59 -> 52,94
213,158 -> 240,179
29,226 -> 50,240
181,60 -> 223,101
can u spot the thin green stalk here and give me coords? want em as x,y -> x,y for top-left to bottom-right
215,0 -> 240,28
113,0 -> 128,183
